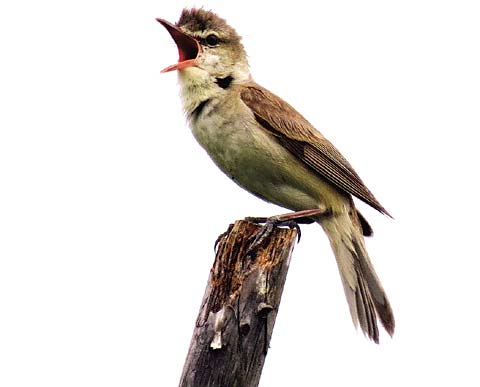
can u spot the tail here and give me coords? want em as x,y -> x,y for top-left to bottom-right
320,210 -> 395,343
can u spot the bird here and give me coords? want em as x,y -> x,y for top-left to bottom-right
156,8 -> 394,343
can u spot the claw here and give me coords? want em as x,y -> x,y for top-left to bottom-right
245,219 -> 276,254
244,208 -> 328,255
280,220 -> 302,242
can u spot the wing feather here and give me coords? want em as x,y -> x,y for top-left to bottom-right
240,83 -> 390,216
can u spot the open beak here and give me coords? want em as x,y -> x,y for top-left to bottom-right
156,18 -> 201,73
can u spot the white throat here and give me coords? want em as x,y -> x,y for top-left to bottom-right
177,63 -> 251,117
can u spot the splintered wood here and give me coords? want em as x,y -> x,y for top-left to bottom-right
179,220 -> 298,387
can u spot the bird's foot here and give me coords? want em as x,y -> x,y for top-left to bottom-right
244,208 -> 326,254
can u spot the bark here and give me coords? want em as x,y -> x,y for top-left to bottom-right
179,219 -> 298,387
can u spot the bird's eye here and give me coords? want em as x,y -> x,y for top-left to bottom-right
205,34 -> 219,47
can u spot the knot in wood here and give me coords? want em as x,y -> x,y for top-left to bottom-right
239,318 -> 251,335
256,302 -> 274,318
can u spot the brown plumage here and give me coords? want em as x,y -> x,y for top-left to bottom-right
157,8 -> 395,343
177,8 -> 243,46
240,83 -> 392,218
239,81 -> 394,342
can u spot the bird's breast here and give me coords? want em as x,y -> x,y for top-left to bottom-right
187,94 -> 342,212
189,96 -> 269,177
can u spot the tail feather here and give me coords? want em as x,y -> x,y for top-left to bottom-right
355,267 -> 380,342
356,209 -> 374,237
352,237 -> 395,337
320,211 -> 395,343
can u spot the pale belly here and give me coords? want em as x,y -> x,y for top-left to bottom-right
189,99 -> 346,213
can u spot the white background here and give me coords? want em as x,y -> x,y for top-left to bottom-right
1,1 -> 480,386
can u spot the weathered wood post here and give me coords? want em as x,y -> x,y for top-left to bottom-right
179,219 -> 299,387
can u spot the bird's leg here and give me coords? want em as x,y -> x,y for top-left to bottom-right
245,208 -> 327,254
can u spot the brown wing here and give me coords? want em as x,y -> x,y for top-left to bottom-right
240,82 -> 391,217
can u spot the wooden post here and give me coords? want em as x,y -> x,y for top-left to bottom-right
179,219 -> 299,387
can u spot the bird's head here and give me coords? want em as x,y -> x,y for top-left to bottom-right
157,8 -> 250,84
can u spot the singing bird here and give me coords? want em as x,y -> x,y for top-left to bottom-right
157,8 -> 394,343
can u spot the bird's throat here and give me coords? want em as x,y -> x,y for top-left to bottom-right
178,68 -> 224,117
